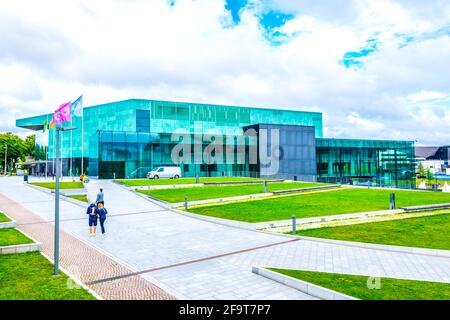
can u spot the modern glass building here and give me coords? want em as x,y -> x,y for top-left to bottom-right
316,138 -> 416,188
16,98 -> 416,188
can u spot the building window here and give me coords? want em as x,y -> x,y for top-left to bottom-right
317,163 -> 328,174
136,110 -> 150,132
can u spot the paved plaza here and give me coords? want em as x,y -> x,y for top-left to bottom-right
1,176 -> 449,300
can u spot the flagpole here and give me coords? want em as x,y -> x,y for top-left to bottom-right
45,117 -> 48,178
70,118 -> 73,179
44,115 -> 48,178
60,129 -> 63,180
52,130 -> 55,177
81,111 -> 84,175
81,96 -> 84,176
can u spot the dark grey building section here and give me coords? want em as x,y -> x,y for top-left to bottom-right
244,124 -> 317,182
415,146 -> 450,161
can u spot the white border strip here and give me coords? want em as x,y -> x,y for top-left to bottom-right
0,242 -> 41,255
252,266 -> 357,300
0,221 -> 16,229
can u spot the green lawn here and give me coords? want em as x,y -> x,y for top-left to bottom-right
0,212 -> 10,223
188,188 -> 450,223
0,228 -> 34,247
268,269 -> 450,300
139,182 -> 328,203
31,182 -> 84,189
296,213 -> 450,250
68,195 -> 89,203
0,252 -> 95,300
115,177 -> 271,187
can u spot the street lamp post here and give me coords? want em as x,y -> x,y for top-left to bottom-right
53,126 -> 76,276
4,144 -> 7,175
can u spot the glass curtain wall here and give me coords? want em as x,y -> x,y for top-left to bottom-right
98,130 -> 258,179
316,138 -> 416,189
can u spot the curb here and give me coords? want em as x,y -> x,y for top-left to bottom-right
171,192 -> 273,208
25,182 -> 87,197
0,221 -> 43,255
255,209 -> 404,229
402,203 -> 450,212
252,266 -> 357,300
60,195 -> 89,208
0,212 -> 16,229
0,221 -> 16,229
0,242 -> 42,255
25,183 -> 52,194
133,184 -> 205,191
203,179 -> 284,186
24,182 -> 88,208
272,185 -> 340,195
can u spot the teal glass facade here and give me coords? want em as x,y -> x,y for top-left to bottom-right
16,99 -> 323,178
316,138 -> 416,188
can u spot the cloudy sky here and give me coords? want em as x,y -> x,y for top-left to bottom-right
1,0 -> 449,145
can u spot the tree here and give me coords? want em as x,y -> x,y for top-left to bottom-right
23,135 -> 36,157
418,162 -> 426,177
0,132 -> 26,171
425,167 -> 434,184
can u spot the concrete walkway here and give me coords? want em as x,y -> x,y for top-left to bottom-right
1,176 -> 450,300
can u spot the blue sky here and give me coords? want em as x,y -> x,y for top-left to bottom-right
0,0 -> 449,145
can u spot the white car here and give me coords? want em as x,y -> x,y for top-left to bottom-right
147,166 -> 182,179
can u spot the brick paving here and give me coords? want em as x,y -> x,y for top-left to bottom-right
0,194 -> 175,300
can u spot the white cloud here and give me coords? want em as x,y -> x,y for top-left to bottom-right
0,0 -> 449,145
408,91 -> 448,103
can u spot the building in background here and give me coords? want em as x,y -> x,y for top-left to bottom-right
16,99 -> 415,188
415,145 -> 450,175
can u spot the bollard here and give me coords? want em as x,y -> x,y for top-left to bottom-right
292,215 -> 297,234
264,180 -> 267,193
390,193 -> 396,210
184,195 -> 188,210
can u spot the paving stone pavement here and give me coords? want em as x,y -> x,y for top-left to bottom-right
0,192 -> 175,300
1,176 -> 449,300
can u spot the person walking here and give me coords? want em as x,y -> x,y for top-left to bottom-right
97,203 -> 108,235
96,188 -> 104,206
86,201 -> 99,237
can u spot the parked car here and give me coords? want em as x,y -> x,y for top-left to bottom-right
147,167 -> 181,179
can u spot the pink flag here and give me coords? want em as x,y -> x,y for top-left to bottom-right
52,102 -> 71,126
58,102 -> 72,123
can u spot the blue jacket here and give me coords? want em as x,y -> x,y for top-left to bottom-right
98,207 -> 108,220
86,204 -> 98,219
96,192 -> 104,203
